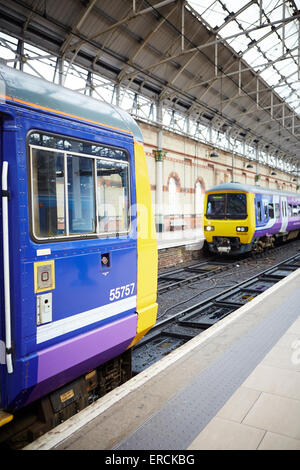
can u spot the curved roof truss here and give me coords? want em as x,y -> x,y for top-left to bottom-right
0,0 -> 300,175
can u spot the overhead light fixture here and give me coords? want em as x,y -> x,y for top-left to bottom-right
292,178 -> 297,182
210,150 -> 219,157
246,163 -> 253,168
271,171 -> 277,176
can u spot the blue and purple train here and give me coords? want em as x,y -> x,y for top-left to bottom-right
204,182 -> 300,255
0,64 -> 157,441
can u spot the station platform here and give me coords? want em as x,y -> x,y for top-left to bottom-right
157,228 -> 205,269
25,267 -> 300,451
156,228 -> 204,251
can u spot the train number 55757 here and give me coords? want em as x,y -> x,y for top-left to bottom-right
109,283 -> 135,301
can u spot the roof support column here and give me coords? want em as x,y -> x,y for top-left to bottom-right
298,19 -> 300,80
181,0 -> 185,51
259,0 -> 263,26
54,57 -> 64,86
155,101 -> 165,233
115,83 -> 121,107
14,39 -> 24,71
255,144 -> 259,185
231,141 -> 235,183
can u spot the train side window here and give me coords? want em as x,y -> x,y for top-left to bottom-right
31,149 -> 66,238
288,204 -> 293,217
275,203 -> 280,219
67,156 -> 96,234
96,159 -> 129,235
29,131 -> 130,241
257,201 -> 262,222
268,203 -> 274,219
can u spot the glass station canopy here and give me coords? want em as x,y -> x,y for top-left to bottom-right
189,0 -> 300,115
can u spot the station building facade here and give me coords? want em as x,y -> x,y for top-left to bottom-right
139,120 -> 298,236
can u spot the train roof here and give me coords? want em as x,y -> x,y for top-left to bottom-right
0,64 -> 143,142
206,182 -> 299,197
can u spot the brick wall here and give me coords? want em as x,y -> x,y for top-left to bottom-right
158,245 -> 206,271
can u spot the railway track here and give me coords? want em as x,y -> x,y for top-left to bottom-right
157,240 -> 300,294
158,260 -> 234,294
132,251 -> 300,375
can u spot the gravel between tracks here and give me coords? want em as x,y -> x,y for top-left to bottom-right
157,241 -> 300,322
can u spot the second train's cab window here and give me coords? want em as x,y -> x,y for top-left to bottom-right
206,193 -> 247,219
29,132 -> 130,240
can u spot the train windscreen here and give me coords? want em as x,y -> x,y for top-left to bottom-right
206,193 -> 247,219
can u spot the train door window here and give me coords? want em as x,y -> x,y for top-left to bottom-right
263,202 -> 268,220
67,156 -> 96,234
257,201 -> 262,222
268,203 -> 274,219
275,203 -> 280,219
31,149 -> 66,238
96,159 -> 129,235
292,205 -> 298,217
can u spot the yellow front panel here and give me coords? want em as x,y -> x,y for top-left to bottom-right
128,141 -> 158,348
203,191 -> 255,244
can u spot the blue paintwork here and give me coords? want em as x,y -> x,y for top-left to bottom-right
0,87 -> 138,410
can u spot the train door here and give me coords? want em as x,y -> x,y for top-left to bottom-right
3,118 -> 139,411
0,111 -> 18,413
280,196 -> 288,232
0,114 -> 3,408
262,199 -> 269,224
255,194 -> 264,227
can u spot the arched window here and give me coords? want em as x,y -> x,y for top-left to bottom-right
195,181 -> 204,215
168,177 -> 177,216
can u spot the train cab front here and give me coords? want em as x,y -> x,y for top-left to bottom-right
203,189 -> 255,255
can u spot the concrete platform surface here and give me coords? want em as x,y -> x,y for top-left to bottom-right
25,267 -> 300,451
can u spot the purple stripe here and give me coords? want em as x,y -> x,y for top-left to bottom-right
37,314 -> 137,382
254,220 -> 300,238
26,314 -> 137,406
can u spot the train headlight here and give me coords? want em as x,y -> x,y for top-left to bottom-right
204,225 -> 215,231
236,226 -> 248,232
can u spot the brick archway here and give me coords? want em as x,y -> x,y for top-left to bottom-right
194,176 -> 206,193
167,172 -> 181,192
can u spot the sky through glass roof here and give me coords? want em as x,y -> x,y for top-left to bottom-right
188,0 -> 300,115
